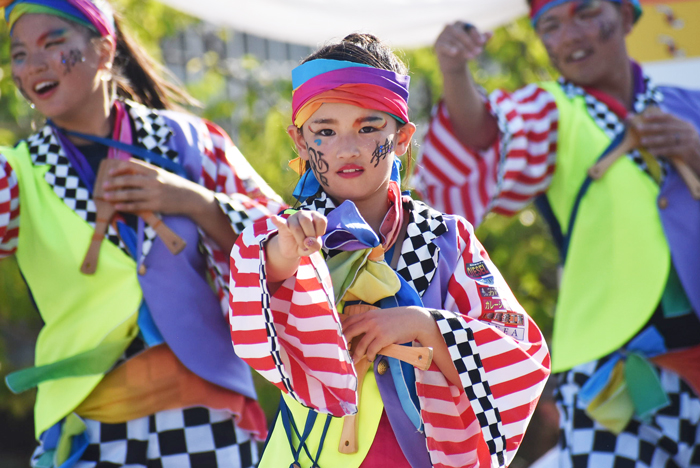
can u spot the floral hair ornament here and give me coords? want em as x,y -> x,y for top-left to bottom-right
2,0 -> 116,39
530,0 -> 642,26
289,58 -> 410,201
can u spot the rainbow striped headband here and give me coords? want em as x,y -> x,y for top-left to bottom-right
2,0 -> 116,38
291,58 -> 410,128
530,0 -> 642,26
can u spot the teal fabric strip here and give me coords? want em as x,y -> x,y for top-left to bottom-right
5,337 -> 132,394
661,264 -> 693,318
624,353 -> 669,420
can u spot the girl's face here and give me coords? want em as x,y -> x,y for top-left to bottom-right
288,103 -> 415,208
10,13 -> 112,123
535,0 -> 634,87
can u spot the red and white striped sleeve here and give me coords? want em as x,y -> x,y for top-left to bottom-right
418,217 -> 550,468
0,154 -> 20,259
229,217 -> 358,417
197,120 -> 287,314
413,84 -> 559,226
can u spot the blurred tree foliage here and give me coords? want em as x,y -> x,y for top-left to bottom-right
0,1 -> 560,440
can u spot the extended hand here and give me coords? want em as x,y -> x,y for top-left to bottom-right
270,211 -> 327,260
435,22 -> 493,75
341,306 -> 436,363
102,158 -> 207,216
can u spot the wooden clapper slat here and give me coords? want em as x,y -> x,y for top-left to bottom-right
338,304 -> 433,454
81,159 -> 186,274
588,108 -> 700,199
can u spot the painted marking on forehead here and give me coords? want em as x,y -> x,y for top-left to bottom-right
353,116 -> 387,128
37,28 -> 69,46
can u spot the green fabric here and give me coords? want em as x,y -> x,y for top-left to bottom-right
540,82 -> 670,373
585,360 -> 634,434
55,413 -> 86,466
326,249 -> 400,311
624,353 -> 669,420
661,265 -> 693,318
6,330 -> 136,394
1,143 -> 141,438
260,369 -> 383,468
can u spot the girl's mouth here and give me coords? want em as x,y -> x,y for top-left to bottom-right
337,166 -> 364,178
33,80 -> 59,98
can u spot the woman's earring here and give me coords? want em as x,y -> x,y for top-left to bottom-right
101,62 -> 113,82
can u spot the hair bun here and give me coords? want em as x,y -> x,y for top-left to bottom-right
342,33 -> 381,48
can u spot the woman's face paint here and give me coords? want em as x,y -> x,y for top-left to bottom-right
535,0 -> 631,88
299,103 -> 403,206
10,13 -> 107,124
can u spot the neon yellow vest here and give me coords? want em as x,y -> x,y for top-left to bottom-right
539,82 -> 670,373
2,143 -> 141,438
261,366 -> 383,468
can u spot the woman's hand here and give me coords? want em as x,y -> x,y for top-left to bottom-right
435,22 -> 492,75
102,159 -> 204,216
341,306 -> 435,363
632,110 -> 700,176
102,158 -> 236,252
265,211 -> 327,287
343,306 -> 462,387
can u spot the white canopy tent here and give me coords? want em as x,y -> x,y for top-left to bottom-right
157,0 -> 699,87
156,0 -> 529,49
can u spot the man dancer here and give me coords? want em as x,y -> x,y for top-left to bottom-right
415,1 -> 700,466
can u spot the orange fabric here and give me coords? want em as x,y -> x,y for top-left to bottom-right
651,344 -> 700,397
74,344 -> 268,440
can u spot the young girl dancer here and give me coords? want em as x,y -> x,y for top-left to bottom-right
0,1 -> 283,466
229,34 -> 550,468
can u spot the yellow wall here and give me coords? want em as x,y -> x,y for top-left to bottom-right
627,1 -> 700,62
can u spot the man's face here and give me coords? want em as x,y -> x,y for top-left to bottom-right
535,0 -> 634,87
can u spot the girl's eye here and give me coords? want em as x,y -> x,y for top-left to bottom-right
46,39 -> 65,48
359,126 -> 378,134
11,52 -> 26,62
317,129 -> 335,137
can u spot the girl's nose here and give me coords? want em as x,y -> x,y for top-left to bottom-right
336,134 -> 362,159
27,52 -> 49,74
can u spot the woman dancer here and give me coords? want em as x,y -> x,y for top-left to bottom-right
230,33 -> 550,468
0,1 -> 283,466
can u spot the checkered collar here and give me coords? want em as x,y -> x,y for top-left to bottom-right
299,192 -> 448,297
24,101 -> 180,260
559,74 -> 663,139
558,75 -> 666,180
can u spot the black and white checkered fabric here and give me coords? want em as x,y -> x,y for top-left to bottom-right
430,309 -> 507,467
31,407 -> 258,468
559,77 -> 668,182
213,193 -> 253,235
396,200 -> 447,297
555,358 -> 700,468
24,102 -> 182,262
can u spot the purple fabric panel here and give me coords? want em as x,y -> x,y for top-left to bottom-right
419,215 -> 463,309
139,215 -> 256,399
375,358 -> 432,468
295,67 -> 410,102
139,111 -> 256,399
658,86 -> 700,318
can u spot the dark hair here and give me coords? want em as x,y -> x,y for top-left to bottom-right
297,33 -> 414,191
111,14 -> 197,110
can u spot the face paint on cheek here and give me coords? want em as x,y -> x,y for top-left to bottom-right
11,73 -> 29,100
314,139 -> 321,146
306,144 -> 330,187
370,138 -> 395,168
61,49 -> 85,75
597,19 -> 617,42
